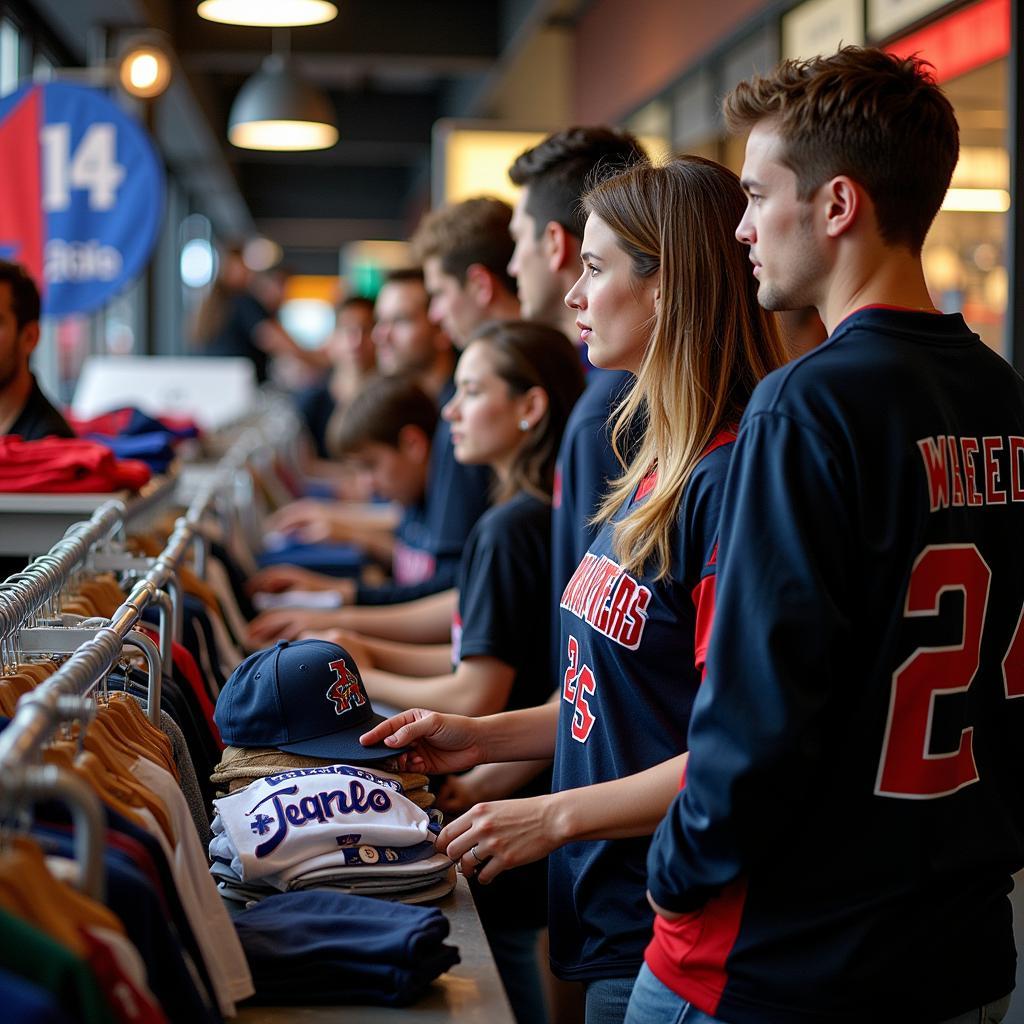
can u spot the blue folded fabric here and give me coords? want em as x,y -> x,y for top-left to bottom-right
256,540 -> 364,577
233,891 -> 460,1006
122,408 -> 198,439
86,432 -> 176,473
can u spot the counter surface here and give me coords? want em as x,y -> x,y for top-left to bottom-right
232,874 -> 515,1023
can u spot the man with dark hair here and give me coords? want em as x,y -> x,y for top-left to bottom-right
371,269 -> 454,402
508,125 -> 645,337
0,260 -> 73,439
628,47 -> 1021,1024
506,127 -> 646,667
411,197 -> 520,347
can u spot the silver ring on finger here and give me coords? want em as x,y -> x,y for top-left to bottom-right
468,844 -> 483,864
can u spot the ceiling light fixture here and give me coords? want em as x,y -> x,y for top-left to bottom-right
941,188 -> 1011,213
228,31 -> 337,152
197,0 -> 338,27
118,38 -> 172,98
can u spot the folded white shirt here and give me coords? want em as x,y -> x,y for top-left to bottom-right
212,764 -> 433,882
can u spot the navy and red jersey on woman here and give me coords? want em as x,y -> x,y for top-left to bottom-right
548,431 -> 734,981
646,308 -> 1024,1024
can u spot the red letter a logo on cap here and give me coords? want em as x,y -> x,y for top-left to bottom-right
326,657 -> 366,715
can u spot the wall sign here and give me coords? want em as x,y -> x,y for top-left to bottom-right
868,0 -> 949,41
783,0 -> 865,60
0,82 -> 164,316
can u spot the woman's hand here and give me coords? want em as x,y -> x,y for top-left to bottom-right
268,499 -> 349,543
246,608 -> 343,645
309,627 -> 376,669
246,565 -> 337,595
359,709 -> 488,775
436,794 -> 566,884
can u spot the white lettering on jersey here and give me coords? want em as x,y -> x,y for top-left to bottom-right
559,553 -> 652,650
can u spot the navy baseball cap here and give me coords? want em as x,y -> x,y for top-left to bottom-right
214,638 -> 406,762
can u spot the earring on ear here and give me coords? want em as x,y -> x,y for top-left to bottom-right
519,419 -> 530,432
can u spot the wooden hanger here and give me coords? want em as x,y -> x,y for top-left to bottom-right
0,836 -> 124,955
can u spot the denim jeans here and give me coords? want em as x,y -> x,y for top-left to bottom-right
623,964 -> 1013,1024
584,972 -> 639,1024
486,924 -> 549,1024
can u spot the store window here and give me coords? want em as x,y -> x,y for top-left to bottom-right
0,19 -> 20,96
886,0 -> 1010,355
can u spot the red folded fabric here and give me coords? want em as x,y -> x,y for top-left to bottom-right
0,435 -> 152,492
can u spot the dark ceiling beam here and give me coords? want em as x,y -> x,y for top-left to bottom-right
238,164 -> 414,221
256,218 -> 407,247
182,52 -> 495,80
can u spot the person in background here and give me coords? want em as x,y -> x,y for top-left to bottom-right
192,248 -> 327,383
295,295 -> 376,462
507,128 -> 646,667
777,305 -> 827,359
360,156 -> 785,1024
0,259 -> 73,439
320,319 -> 584,1024
627,48 -> 1023,1024
411,197 -> 521,348
247,267 -> 492,621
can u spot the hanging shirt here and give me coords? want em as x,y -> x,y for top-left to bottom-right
548,433 -> 733,981
645,309 -> 1024,1023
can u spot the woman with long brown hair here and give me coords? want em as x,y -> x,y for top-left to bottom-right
362,156 -> 787,1023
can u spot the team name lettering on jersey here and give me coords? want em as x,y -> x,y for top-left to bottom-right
246,780 -> 393,858
917,434 -> 1024,511
559,553 -> 652,650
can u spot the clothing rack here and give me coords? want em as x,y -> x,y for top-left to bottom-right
0,427 -> 272,904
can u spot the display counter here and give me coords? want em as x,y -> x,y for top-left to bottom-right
233,874 -> 515,1024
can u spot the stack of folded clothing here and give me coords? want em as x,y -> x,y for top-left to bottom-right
209,764 -> 453,904
210,640 -> 454,904
233,891 -> 460,1006
210,745 -> 434,808
0,436 -> 151,492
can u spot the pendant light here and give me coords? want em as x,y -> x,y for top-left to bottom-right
227,31 -> 338,152
197,1 -> 338,27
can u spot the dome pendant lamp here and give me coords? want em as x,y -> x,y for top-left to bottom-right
228,32 -> 338,151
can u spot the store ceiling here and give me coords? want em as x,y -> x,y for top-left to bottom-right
31,0 -> 582,273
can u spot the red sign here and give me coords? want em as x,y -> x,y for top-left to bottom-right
885,0 -> 1009,83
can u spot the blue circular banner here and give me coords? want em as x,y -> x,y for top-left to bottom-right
0,82 -> 164,316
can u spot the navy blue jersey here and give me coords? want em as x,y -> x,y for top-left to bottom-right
453,492 -> 555,928
646,308 -> 1024,1023
295,381 -> 335,459
357,379 -> 491,605
551,369 -> 632,619
549,434 -> 734,981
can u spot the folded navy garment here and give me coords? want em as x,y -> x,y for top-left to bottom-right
256,540 -> 363,577
233,891 -> 460,1006
86,432 -> 176,472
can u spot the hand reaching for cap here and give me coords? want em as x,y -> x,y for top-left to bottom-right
358,709 -> 488,776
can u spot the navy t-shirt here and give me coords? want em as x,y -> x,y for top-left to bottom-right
453,491 -> 556,928
295,381 -> 335,459
646,309 -> 1024,1023
549,434 -> 734,980
205,292 -> 270,383
357,378 -> 491,605
8,376 -> 74,440
551,370 -> 631,657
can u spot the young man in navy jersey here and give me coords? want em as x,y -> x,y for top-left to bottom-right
628,48 -> 1024,1024
507,128 -> 646,645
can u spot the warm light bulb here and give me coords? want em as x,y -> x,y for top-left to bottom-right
197,0 -> 338,27
229,119 -> 338,152
119,44 -> 172,98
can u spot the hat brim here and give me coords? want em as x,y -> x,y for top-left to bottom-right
276,710 -> 409,762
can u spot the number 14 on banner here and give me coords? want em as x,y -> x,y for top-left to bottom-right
41,123 -> 126,213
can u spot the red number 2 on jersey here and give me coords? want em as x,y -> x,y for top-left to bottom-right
563,634 -> 597,743
876,543 -> 1024,799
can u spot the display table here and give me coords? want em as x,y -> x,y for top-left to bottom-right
233,875 -> 515,1023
